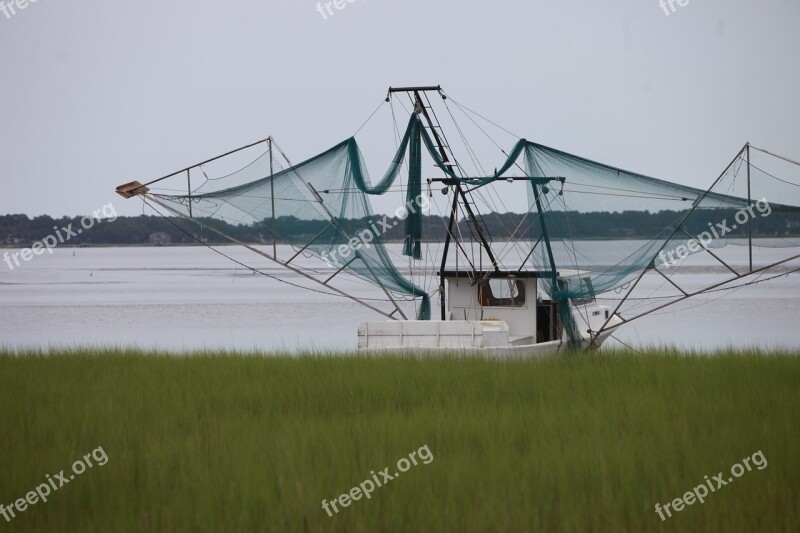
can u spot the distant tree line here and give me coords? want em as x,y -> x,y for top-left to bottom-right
2,209 -> 799,247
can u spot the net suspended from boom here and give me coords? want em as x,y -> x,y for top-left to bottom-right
119,102 -> 800,347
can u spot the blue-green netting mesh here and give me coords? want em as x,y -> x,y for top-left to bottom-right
152,113 -> 800,344
415,124 -> 800,345
154,115 -> 430,319
520,142 -> 800,294
533,142 -> 798,345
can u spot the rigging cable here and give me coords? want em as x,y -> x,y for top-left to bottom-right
143,198 -> 402,304
597,265 -> 800,301
353,98 -> 387,136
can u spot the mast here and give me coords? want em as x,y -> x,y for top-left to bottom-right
388,86 -> 504,319
387,86 -> 569,320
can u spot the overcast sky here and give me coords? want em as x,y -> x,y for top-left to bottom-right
1,0 -> 798,217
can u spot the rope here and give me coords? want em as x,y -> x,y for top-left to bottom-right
444,93 -> 522,139
747,160 -> 800,189
353,99 -> 386,136
610,334 -> 643,354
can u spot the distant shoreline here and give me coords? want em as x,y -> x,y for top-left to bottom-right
3,211 -> 799,248
2,235 -> 795,249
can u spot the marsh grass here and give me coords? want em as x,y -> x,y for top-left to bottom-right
0,348 -> 798,532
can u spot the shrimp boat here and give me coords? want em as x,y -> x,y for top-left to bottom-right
357,268 -> 622,356
116,86 -> 800,355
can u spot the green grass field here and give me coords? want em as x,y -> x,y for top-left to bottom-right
0,348 -> 798,532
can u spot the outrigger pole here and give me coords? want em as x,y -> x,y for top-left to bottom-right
591,143 -> 800,346
117,138 -> 406,321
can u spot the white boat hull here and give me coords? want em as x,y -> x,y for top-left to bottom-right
357,315 -> 623,358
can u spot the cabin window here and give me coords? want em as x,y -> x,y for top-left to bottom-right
560,276 -> 596,305
478,279 -> 526,307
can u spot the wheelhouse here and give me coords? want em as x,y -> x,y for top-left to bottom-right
441,270 -> 562,345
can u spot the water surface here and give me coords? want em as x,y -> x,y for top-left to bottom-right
1,243 -> 798,352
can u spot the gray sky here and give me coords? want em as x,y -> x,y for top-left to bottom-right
1,0 -> 798,217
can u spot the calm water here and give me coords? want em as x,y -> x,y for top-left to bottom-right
1,243 -> 798,352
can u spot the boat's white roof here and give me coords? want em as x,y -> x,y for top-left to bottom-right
557,269 -> 592,279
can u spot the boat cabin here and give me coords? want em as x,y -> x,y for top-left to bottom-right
442,270 -> 563,345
